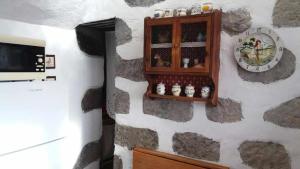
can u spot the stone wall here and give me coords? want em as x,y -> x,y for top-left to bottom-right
109,0 -> 300,169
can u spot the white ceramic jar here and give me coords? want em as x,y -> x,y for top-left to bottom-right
172,83 -> 181,96
176,8 -> 187,16
185,84 -> 195,97
164,9 -> 174,17
156,82 -> 166,95
201,86 -> 210,98
190,4 -> 202,15
154,9 -> 165,18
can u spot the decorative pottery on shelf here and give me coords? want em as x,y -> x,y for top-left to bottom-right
172,83 -> 181,96
234,27 -> 284,72
193,58 -> 203,68
190,4 -> 202,15
185,84 -> 195,97
183,58 -> 190,68
201,86 -> 210,98
202,2 -> 213,13
196,32 -> 206,42
154,54 -> 170,67
164,9 -> 173,17
156,82 -> 166,95
154,9 -> 165,18
176,8 -> 187,16
153,3 -> 216,19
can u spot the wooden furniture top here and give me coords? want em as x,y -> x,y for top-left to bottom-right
144,9 -> 221,21
133,147 -> 229,169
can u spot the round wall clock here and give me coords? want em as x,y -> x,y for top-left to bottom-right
234,27 -> 284,72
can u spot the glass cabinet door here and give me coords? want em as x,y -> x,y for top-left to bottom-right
145,22 -> 175,71
177,18 -> 211,73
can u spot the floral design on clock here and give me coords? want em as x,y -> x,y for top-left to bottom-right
234,27 -> 284,72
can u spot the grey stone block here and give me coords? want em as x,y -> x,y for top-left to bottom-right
205,98 -> 243,123
143,96 -> 193,122
273,0 -> 300,27
114,155 -> 123,169
222,8 -> 252,36
106,52 -> 122,119
264,97 -> 300,129
115,18 -> 132,46
73,140 -> 101,169
117,58 -> 145,82
115,124 -> 158,150
237,48 -> 296,84
172,132 -> 220,162
107,88 -> 130,118
115,88 -> 130,114
239,141 -> 291,169
124,0 -> 165,7
81,87 -> 104,113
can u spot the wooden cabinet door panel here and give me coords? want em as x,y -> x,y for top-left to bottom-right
133,151 -> 207,169
144,18 -> 176,72
175,16 -> 211,74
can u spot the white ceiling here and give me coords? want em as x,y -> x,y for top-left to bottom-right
0,0 -> 101,29
0,0 -> 176,29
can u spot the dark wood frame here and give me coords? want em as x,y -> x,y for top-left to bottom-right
45,54 -> 56,69
143,10 -> 222,105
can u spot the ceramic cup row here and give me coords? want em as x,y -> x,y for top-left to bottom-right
154,3 -> 214,18
156,82 -> 211,98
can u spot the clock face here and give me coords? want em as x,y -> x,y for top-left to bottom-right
234,27 -> 284,72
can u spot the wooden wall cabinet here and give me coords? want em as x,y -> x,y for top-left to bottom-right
144,10 -> 221,105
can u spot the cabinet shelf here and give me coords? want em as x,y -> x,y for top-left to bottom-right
151,42 -> 206,48
151,43 -> 172,48
147,93 -> 209,102
181,42 -> 206,48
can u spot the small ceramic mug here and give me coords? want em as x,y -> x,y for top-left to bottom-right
185,84 -> 195,97
176,8 -> 187,16
190,4 -> 202,15
164,9 -> 174,17
156,82 -> 166,95
202,2 -> 213,13
172,83 -> 181,96
154,9 -> 165,18
201,86 -> 210,98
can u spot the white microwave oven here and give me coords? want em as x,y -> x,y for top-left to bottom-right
0,35 -> 46,81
